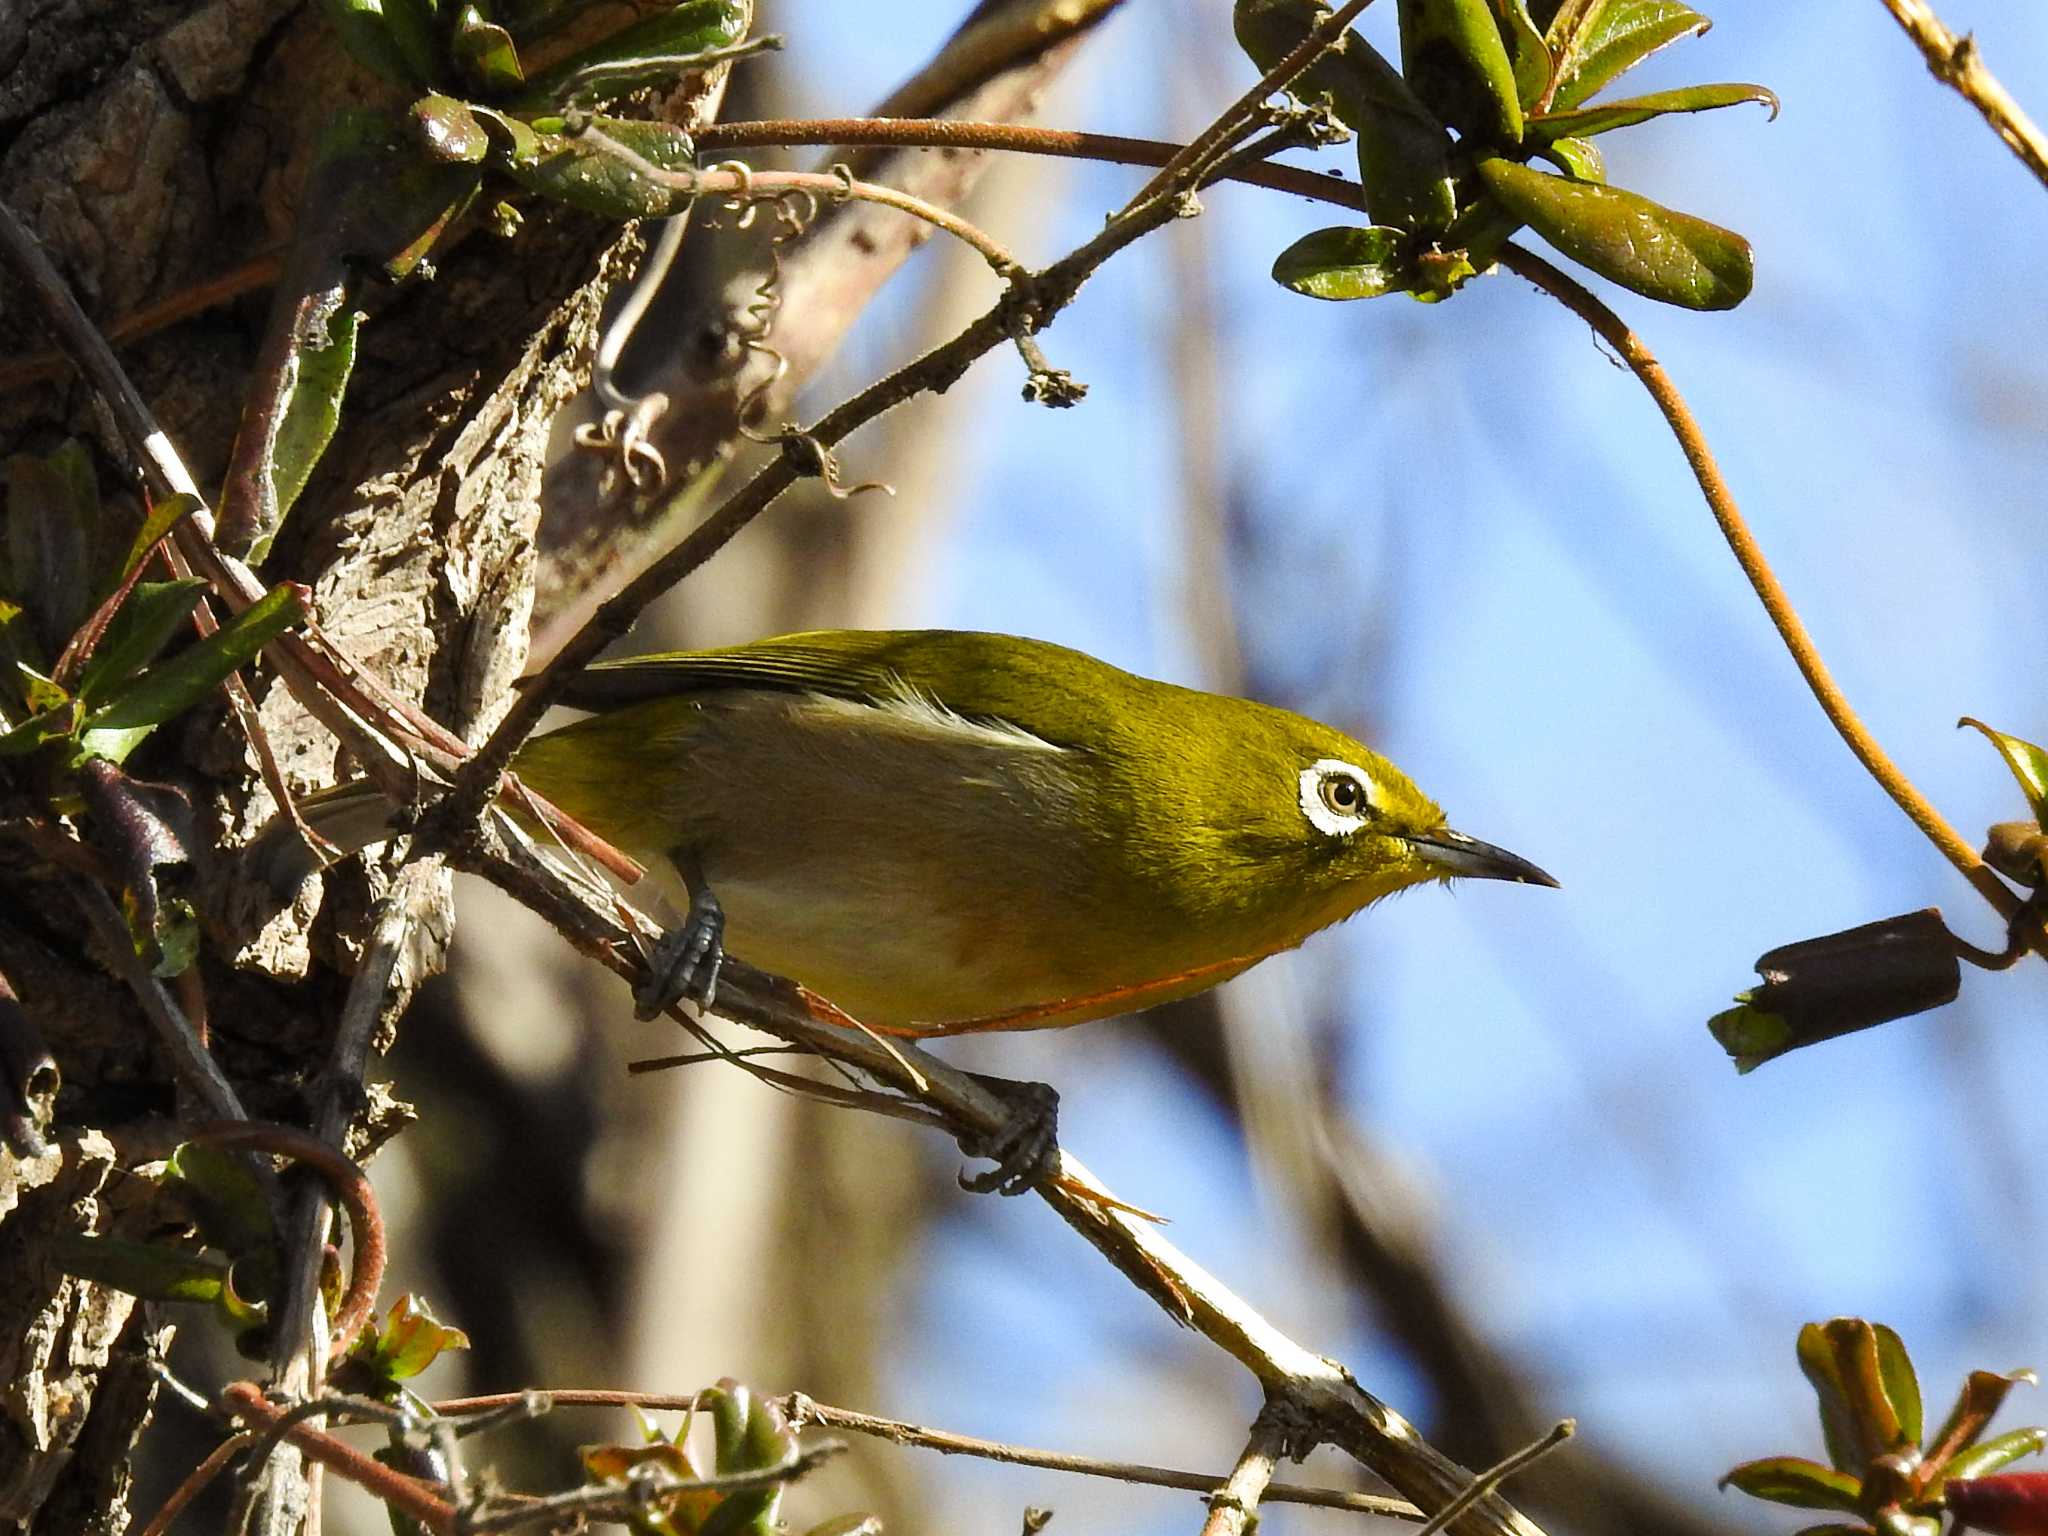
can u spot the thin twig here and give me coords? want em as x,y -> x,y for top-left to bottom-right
1119,0 -> 1375,213
1874,0 -> 2048,190
574,136 -> 1024,279
136,1431 -> 256,1536
1416,1421 -> 1574,1536
463,1444 -> 844,1534
271,863 -> 439,1401
1497,242 -> 2041,956
70,880 -> 246,1122
219,1383 -> 456,1536
429,1387 -> 1418,1520
182,1121 -> 385,1361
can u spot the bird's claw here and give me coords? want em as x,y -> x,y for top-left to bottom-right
956,1076 -> 1061,1196
634,888 -> 725,1021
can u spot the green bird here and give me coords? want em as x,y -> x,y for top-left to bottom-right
483,629 -> 1557,1033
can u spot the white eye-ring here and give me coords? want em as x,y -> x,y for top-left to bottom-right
1299,758 -> 1376,836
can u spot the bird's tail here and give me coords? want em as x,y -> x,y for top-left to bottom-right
253,778 -> 410,893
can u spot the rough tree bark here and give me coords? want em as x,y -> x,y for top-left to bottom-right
0,1 -> 669,1527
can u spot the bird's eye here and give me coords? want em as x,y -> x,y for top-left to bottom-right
1319,772 -> 1367,817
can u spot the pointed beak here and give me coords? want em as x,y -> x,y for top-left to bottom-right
1405,827 -> 1559,888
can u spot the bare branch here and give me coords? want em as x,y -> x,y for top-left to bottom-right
1874,0 -> 2048,190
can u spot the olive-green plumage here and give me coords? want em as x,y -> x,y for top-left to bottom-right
504,629 -> 1552,1033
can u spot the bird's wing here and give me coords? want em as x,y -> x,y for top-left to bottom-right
554,631 -> 1123,748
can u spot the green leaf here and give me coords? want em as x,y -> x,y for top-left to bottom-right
1798,1319 -> 1912,1473
1720,1457 -> 1866,1513
1473,156 -> 1752,309
355,1294 -> 473,1382
81,583 -> 305,737
1544,0 -> 1710,111
1935,1426 -> 2048,1489
516,0 -> 751,108
264,304 -> 361,546
318,0 -> 433,87
1272,225 -> 1417,299
1709,1001 -> 1789,1073
6,443 -> 97,658
453,6 -> 526,93
0,700 -> 81,758
1540,134 -> 1607,181
1527,82 -> 1778,142
1235,1 -> 1457,233
1960,718 -> 2048,830
380,0 -> 443,84
77,580 -> 207,705
168,1141 -> 278,1258
1399,0 -> 1525,144
116,494 -> 200,586
1926,1369 -> 2040,1475
50,1234 -> 230,1303
1874,1323 -> 1924,1450
1488,0 -> 1553,107
503,116 -> 697,218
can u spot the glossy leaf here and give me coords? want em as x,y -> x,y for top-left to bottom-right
1961,719 -> 2048,829
1544,0 -> 1710,111
1236,1 -> 1457,232
802,1521 -> 882,1536
76,581 -> 206,705
50,1233 -> 230,1304
1272,225 -> 1416,299
411,94 -> 491,164
81,583 -> 305,737
1927,1370 -> 2041,1474
1473,156 -> 1752,309
505,116 -> 697,218
453,6 -> 526,92
356,1294 -> 472,1381
1400,0 -> 1525,144
1541,134 -> 1607,180
1799,1319 -> 1912,1473
1528,82 -> 1778,142
265,304 -> 361,540
517,0 -> 751,107
1939,1428 -> 2048,1489
1720,1456 -> 1865,1512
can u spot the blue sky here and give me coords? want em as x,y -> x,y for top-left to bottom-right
759,2 -> 2048,1528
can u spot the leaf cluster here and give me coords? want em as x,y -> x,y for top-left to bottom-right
1237,0 -> 1773,308
1724,1319 -> 2048,1535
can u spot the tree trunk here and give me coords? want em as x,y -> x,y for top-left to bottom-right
0,2 -> 653,1527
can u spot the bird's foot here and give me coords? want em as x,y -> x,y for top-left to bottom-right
956,1075 -> 1061,1196
634,887 -> 725,1021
